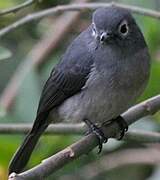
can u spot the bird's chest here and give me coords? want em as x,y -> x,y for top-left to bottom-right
57,59 -> 147,124
80,62 -> 146,123
83,84 -> 120,123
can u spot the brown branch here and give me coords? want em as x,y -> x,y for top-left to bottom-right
8,94 -> 160,180
0,0 -> 90,111
0,2 -> 160,37
0,0 -> 36,16
59,147 -> 160,180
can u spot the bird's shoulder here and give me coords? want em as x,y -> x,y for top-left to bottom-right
59,26 -> 95,69
37,27 -> 95,114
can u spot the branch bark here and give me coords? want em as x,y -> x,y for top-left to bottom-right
8,94 -> 160,180
0,0 -> 36,16
59,147 -> 160,180
0,2 -> 160,37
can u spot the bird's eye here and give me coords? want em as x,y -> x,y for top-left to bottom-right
119,21 -> 129,36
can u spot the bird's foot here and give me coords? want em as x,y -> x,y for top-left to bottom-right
112,116 -> 128,140
84,119 -> 107,153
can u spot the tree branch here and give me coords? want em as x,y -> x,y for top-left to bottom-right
59,147 -> 160,180
0,0 -> 36,16
8,94 -> 160,180
0,123 -> 85,135
0,2 -> 160,37
0,123 -> 160,144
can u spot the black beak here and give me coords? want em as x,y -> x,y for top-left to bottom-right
100,31 -> 112,42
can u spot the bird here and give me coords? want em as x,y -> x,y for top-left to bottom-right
9,6 -> 150,174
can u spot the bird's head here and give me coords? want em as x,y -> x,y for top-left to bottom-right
92,6 -> 143,47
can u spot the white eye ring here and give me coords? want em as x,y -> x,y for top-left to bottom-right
118,20 -> 129,36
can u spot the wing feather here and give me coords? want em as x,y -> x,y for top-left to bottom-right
37,61 -> 93,115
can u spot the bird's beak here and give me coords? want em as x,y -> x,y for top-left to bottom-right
100,31 -> 112,43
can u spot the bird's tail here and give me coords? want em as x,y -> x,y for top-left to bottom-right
9,112 -> 49,174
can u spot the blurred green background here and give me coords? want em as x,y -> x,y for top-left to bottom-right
0,0 -> 160,179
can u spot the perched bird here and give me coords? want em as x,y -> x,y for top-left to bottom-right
9,6 -> 150,174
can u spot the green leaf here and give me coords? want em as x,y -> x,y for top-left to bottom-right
0,46 -> 12,61
0,106 -> 6,118
140,61 -> 160,101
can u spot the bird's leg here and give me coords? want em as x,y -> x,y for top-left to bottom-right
83,119 -> 107,153
103,116 -> 128,140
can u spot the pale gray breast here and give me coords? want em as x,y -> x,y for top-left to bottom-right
54,47 -> 150,125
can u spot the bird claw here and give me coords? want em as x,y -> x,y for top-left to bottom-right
84,119 -> 107,153
102,116 -> 128,140
84,116 -> 128,153
113,116 -> 128,140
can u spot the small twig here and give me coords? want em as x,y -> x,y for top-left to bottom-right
59,147 -> 160,180
0,0 -> 90,112
0,2 -> 160,37
8,94 -> 160,180
0,123 -> 85,135
0,0 -> 36,16
124,130 -> 160,143
0,123 -> 160,144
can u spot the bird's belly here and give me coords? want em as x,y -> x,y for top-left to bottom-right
56,83 -> 142,125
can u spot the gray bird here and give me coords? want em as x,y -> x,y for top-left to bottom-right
9,6 -> 150,174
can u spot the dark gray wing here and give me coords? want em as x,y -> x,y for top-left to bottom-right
37,61 -> 92,115
36,27 -> 94,116
32,26 -> 95,132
